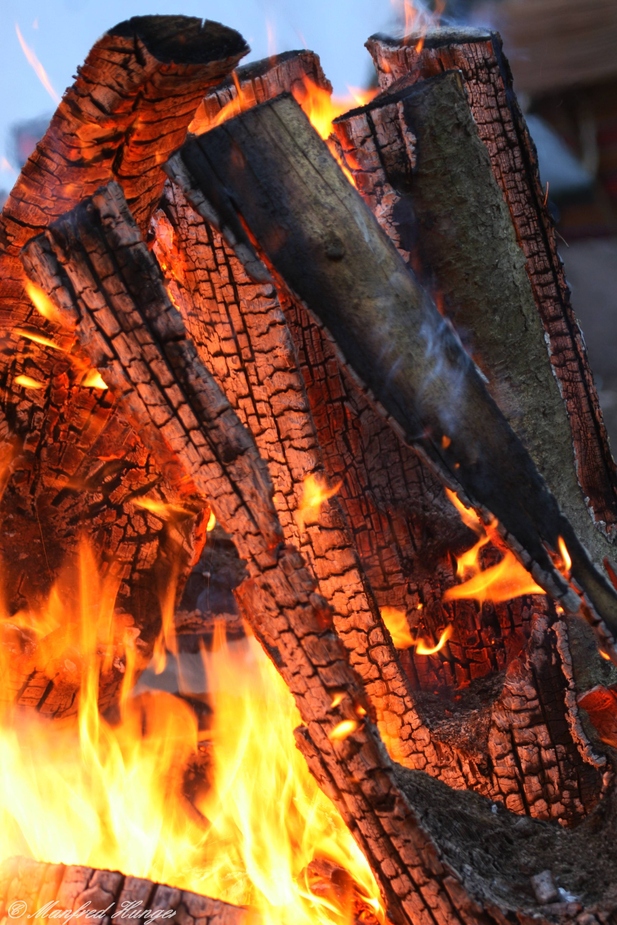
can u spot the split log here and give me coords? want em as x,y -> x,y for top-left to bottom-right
0,15 -> 247,715
0,857 -> 246,925
22,184 -> 617,925
366,27 -> 617,537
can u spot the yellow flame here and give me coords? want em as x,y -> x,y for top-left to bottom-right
15,23 -> 61,104
15,328 -> 64,351
415,625 -> 452,656
444,489 -> 545,603
328,719 -> 359,742
207,510 -> 217,531
81,369 -> 108,390
298,473 -> 342,532
132,497 -> 192,520
0,539 -> 383,925
24,280 -> 66,326
380,607 -> 451,655
14,374 -> 44,390
380,607 -> 414,649
558,536 -> 572,576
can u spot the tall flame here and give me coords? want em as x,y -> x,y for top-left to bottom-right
0,539 -> 383,925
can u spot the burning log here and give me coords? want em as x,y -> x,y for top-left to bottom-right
170,93 -> 617,659
153,51 -> 436,774
160,63 -> 613,821
0,15 -> 248,715
366,27 -> 617,537
0,857 -> 246,925
21,183 -> 617,925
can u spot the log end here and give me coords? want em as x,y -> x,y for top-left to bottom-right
108,16 -> 249,66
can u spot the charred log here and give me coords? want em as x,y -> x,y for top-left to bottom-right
0,15 -> 247,715
0,857 -> 246,925
366,27 -> 617,538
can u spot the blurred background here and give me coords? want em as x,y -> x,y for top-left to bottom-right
1,0 -> 617,448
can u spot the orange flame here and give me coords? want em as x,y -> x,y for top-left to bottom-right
207,510 -> 217,531
15,328 -> 64,351
0,531 -> 383,925
558,536 -> 572,576
444,489 -> 545,604
380,607 -> 452,655
329,719 -> 359,742
15,23 -> 60,104
81,369 -> 108,390
298,473 -> 342,532
132,497 -> 192,520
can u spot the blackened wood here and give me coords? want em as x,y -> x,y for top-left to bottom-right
0,857 -> 246,925
333,68 -> 617,620
164,65 -> 606,822
171,94 -> 617,661
0,16 -> 246,716
366,28 -> 617,538
23,184 -> 617,925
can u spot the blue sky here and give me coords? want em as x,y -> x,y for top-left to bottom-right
0,0 -> 402,192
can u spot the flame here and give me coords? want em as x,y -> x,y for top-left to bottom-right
558,536 -> 572,576
14,374 -> 45,390
207,511 -> 217,531
329,719 -> 359,742
15,23 -> 61,104
81,369 -> 108,390
298,473 -> 342,532
393,0 -> 447,46
132,497 -> 192,520
24,280 -> 66,326
0,539 -> 383,925
415,625 -> 452,656
15,328 -> 64,351
444,489 -> 545,604
380,607 -> 451,655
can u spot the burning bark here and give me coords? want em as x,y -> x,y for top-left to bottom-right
0,15 -> 248,716
0,857 -> 246,925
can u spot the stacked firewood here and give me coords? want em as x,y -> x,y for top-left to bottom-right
3,15 -> 617,925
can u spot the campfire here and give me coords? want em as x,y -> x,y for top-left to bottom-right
2,12 -> 617,925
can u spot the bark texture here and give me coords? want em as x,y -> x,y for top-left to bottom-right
22,182 -> 617,925
366,27 -> 617,539
0,15 -> 247,716
161,62 -> 615,823
0,857 -> 246,925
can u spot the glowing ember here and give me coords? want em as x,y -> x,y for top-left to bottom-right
14,374 -> 44,390
15,23 -> 61,104
298,473 -> 342,532
0,539 -> 383,925
444,489 -> 545,604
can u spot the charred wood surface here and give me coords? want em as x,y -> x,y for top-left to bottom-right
0,857 -> 246,925
167,86 -> 612,819
173,94 -> 617,666
0,15 -> 247,716
366,28 -> 617,537
22,182 -> 617,925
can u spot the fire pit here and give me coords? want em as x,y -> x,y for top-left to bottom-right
1,13 -> 617,925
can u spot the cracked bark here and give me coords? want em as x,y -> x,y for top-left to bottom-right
0,15 -> 247,716
0,857 -> 245,925
365,27 -> 617,539
21,181 -> 617,925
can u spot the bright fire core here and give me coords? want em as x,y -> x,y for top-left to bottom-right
0,547 -> 382,925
